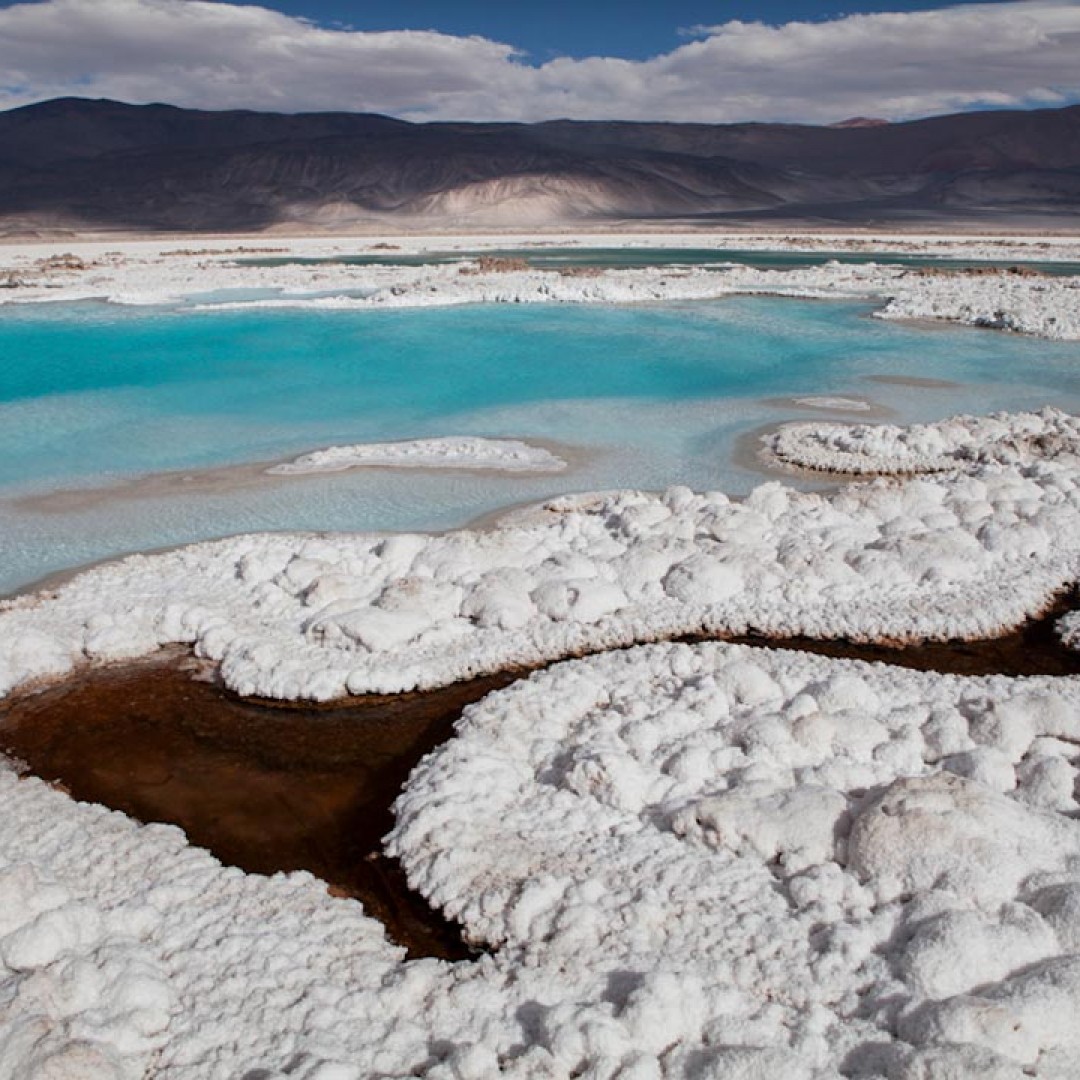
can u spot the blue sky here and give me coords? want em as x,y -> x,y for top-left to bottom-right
211,0 -> 1022,60
0,0 -> 1077,122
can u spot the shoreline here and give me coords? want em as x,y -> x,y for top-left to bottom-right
6,434 -> 583,517
6,405 -> 1080,1075
3,232 -> 1078,341
6,223 -> 1080,247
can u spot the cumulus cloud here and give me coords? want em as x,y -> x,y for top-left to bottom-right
0,0 -> 1078,122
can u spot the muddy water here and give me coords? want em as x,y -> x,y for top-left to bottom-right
2,600 -> 1078,962
725,591 -> 1080,677
0,650 -> 519,961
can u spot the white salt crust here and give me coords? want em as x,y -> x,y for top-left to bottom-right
5,408 -> 1080,1076
267,436 -> 567,475
790,396 -> 875,413
2,236 -> 1079,339
763,407 -> 1080,476
391,642 -> 1080,1079
5,409 -> 1080,703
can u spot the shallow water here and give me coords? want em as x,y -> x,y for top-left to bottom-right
2,601 -> 1075,957
0,648 -> 511,960
3,295 -> 1080,594
239,247 -> 1080,276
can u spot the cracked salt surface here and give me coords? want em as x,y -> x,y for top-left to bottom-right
6,407 -> 1080,1076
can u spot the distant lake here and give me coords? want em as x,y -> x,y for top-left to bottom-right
238,246 -> 1080,276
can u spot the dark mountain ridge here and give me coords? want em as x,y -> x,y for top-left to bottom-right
2,97 -> 1078,231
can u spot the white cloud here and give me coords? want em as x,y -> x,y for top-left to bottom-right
0,0 -> 1078,122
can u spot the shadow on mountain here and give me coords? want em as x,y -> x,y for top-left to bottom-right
2,98 -> 1078,232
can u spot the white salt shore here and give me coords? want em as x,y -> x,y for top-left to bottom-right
268,436 -> 567,476
763,408 -> 1080,476
6,410 -> 1080,702
2,232 -> 1080,340
5,409 -> 1080,1076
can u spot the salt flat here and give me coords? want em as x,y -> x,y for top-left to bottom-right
4,235 -> 1080,1078
3,232 -> 1080,339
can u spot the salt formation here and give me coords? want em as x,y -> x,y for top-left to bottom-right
763,407 -> 1080,475
1057,610 -> 1080,652
392,642 -> 1080,1078
2,237 -> 1079,339
268,436 -> 567,475
0,457 -> 1064,696
5,410 -> 1080,701
5,406 -> 1080,1076
790,395 -> 875,412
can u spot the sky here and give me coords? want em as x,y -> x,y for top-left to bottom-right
175,0 -> 1027,61
0,0 -> 1078,124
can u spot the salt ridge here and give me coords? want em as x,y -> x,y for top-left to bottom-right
6,408 -> 1080,1075
763,407 -> 1080,476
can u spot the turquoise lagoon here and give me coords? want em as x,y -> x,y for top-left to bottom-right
3,295 -> 1080,595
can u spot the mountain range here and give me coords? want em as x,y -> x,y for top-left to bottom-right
1,97 -> 1078,232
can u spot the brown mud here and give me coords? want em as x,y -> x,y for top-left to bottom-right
0,649 -> 520,962
1,594 -> 1077,961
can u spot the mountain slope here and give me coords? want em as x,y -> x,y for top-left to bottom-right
1,98 -> 1078,231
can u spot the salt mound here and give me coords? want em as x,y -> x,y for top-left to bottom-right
388,642 -> 1080,1076
268,436 -> 567,475
763,407 -> 1080,475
